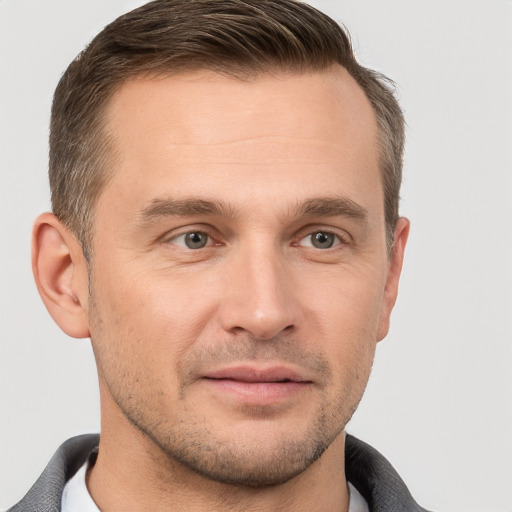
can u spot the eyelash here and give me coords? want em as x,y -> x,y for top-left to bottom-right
165,229 -> 217,250
164,227 -> 351,252
293,228 -> 351,251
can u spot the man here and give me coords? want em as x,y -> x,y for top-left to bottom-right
7,0 -> 428,510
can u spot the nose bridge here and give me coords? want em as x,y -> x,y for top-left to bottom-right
219,238 -> 297,340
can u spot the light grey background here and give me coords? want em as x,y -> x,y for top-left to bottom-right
1,1 -> 511,510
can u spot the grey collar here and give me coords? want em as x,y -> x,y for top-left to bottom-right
8,433 -> 430,512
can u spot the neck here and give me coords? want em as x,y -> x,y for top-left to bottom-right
88,395 -> 350,511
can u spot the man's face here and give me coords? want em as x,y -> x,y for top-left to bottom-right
87,67 -> 405,486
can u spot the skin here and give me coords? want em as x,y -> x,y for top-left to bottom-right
33,66 -> 409,511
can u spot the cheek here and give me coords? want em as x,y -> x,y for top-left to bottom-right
88,268 -> 218,398
301,266 -> 384,384
93,265 -> 216,339
305,264 -> 386,338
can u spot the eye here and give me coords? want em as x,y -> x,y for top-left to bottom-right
298,231 -> 342,249
171,231 -> 210,249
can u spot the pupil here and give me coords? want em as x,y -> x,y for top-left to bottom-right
185,232 -> 207,249
313,232 -> 334,249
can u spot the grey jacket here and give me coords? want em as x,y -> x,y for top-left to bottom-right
8,434 -> 430,511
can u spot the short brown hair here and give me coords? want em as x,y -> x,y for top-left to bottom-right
50,0 -> 404,259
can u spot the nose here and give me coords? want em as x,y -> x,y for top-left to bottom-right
218,245 -> 299,340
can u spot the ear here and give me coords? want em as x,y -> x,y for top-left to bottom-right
377,217 -> 410,342
32,212 -> 91,338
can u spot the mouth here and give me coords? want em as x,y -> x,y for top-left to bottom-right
204,365 -> 310,383
201,365 -> 313,404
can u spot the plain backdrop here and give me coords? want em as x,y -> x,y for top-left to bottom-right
1,1 -> 511,511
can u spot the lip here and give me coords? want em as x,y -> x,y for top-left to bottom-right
203,365 -> 311,383
201,365 -> 312,405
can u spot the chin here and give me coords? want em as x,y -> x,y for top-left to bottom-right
144,411 -> 344,488
170,435 -> 331,488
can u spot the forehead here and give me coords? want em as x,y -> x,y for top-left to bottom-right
106,66 -> 376,146
99,67 -> 381,222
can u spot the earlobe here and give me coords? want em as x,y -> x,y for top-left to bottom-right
32,212 -> 91,339
377,217 -> 410,342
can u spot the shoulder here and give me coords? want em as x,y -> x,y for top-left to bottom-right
7,434 -> 100,512
345,434 -> 432,512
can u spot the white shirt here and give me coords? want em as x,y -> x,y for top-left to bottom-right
348,482 -> 370,512
61,461 -> 100,512
62,461 -> 369,512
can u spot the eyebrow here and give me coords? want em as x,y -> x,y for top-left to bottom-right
293,196 -> 368,222
138,195 -> 368,227
139,197 -> 239,226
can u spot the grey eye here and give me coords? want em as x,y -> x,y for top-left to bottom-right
183,232 -> 209,249
311,231 -> 335,249
297,230 -> 341,249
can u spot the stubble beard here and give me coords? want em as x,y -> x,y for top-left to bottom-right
139,409 -> 338,488
103,346 -> 362,489
88,289 -> 367,488
117,388 -> 354,488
